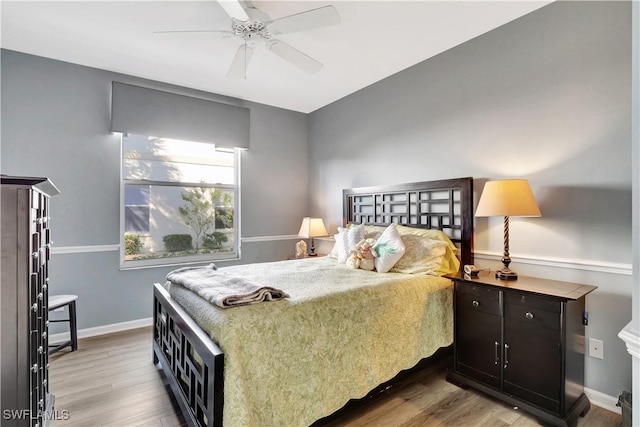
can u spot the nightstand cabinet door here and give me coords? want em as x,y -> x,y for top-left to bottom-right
503,317 -> 562,413
503,292 -> 562,413
454,282 -> 502,388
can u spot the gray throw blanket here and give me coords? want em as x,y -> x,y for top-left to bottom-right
166,264 -> 289,308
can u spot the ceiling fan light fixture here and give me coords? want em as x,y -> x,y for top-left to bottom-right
232,19 -> 271,41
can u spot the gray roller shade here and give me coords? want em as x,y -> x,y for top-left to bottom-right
111,82 -> 250,148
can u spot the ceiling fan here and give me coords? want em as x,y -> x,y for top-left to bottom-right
155,1 -> 341,79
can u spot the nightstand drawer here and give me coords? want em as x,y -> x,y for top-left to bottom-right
505,292 -> 560,313
456,283 -> 500,316
504,295 -> 560,330
456,281 -> 500,300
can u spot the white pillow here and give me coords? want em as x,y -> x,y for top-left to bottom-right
332,232 -> 345,261
334,224 -> 365,263
328,239 -> 339,259
371,224 -> 406,273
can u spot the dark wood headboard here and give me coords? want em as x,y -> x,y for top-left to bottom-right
343,177 -> 474,267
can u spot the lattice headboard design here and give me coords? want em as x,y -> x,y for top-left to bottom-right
343,177 -> 474,267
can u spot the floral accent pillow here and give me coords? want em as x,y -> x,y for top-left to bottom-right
371,224 -> 406,273
390,234 -> 449,275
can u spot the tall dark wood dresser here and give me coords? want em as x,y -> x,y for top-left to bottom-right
1,175 -> 60,427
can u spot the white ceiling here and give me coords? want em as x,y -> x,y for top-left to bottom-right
1,1 -> 551,113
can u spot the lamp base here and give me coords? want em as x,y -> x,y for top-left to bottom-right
308,238 -> 317,256
496,268 -> 518,281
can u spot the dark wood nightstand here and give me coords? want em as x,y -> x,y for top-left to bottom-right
445,272 -> 597,427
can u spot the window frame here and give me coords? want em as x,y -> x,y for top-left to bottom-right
119,134 -> 241,270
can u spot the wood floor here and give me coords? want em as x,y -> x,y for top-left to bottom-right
49,327 -> 622,427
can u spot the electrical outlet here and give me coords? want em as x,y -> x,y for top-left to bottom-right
589,338 -> 604,359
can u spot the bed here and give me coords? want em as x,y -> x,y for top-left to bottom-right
152,177 -> 474,427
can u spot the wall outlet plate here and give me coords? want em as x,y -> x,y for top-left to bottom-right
588,338 -> 604,359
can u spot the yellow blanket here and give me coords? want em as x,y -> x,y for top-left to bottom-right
167,257 -> 453,427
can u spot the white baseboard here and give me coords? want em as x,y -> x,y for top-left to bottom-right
49,317 -> 153,344
584,387 -> 622,414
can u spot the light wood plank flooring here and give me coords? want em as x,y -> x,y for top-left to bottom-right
49,327 -> 622,427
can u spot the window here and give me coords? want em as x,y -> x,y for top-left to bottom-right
120,134 -> 239,268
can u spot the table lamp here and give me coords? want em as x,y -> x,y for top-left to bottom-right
297,217 -> 328,256
475,179 -> 541,280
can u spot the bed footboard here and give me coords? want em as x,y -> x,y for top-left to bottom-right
153,282 -> 224,427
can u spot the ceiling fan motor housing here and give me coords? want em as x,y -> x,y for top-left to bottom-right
232,18 -> 271,47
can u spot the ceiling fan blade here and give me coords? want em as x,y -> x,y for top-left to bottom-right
268,5 -> 340,35
227,44 -> 255,79
154,30 -> 234,38
267,39 -> 323,74
217,0 -> 250,21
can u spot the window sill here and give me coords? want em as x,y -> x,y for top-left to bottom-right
120,253 -> 240,270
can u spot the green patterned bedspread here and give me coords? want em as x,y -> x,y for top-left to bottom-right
167,256 -> 453,427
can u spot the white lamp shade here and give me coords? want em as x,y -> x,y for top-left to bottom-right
475,179 -> 541,217
297,217 -> 328,238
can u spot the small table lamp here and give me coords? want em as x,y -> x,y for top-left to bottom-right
297,217 -> 328,256
475,179 -> 541,280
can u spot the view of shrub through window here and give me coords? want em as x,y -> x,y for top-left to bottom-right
121,134 -> 238,267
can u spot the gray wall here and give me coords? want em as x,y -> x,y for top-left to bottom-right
1,49 -> 309,329
309,1 -> 632,398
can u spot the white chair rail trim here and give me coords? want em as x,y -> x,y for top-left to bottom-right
474,250 -> 632,276
51,236 -> 304,254
52,244 -> 120,254
50,241 -> 633,276
241,234 -> 299,243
